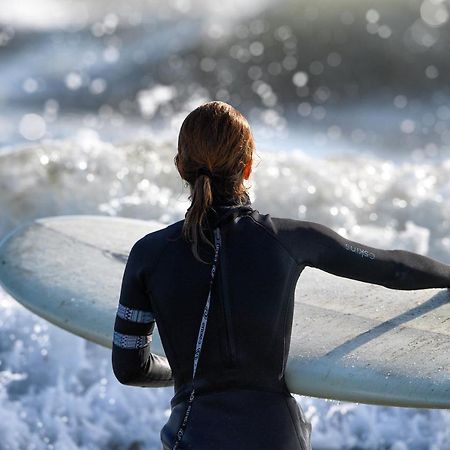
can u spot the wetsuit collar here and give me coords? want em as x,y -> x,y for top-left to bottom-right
211,197 -> 251,207
207,197 -> 253,228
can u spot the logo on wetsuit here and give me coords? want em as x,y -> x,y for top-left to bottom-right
344,243 -> 376,260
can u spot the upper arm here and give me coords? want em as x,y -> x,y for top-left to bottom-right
295,221 -> 400,286
116,238 -> 154,314
273,218 -> 404,288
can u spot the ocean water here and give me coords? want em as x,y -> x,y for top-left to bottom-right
1,138 -> 450,450
1,0 -> 450,448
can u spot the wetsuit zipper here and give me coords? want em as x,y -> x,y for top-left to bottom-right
218,233 -> 237,368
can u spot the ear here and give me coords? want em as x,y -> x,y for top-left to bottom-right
243,159 -> 252,180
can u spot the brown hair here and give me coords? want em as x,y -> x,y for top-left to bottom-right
175,101 -> 255,264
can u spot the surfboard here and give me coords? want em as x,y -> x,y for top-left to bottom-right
0,215 -> 449,409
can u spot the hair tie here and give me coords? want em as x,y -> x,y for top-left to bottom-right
196,167 -> 214,179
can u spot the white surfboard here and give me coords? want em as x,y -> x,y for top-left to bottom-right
0,215 -> 449,409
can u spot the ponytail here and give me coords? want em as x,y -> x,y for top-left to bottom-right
183,171 -> 215,264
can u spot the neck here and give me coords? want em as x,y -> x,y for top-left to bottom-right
211,193 -> 251,208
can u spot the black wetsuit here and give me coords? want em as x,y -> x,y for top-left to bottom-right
111,198 -> 450,450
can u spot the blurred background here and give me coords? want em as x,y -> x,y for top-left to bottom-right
1,0 -> 450,448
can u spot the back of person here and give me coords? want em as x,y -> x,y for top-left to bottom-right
148,201 -> 312,449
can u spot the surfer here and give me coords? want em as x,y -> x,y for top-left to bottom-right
111,101 -> 450,450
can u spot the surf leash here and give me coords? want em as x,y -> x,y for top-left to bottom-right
172,227 -> 222,449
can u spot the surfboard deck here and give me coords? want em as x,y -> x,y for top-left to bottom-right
0,215 -> 449,409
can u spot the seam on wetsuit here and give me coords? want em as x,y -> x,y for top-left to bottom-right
246,215 -> 299,266
247,214 -> 302,380
280,264 -> 302,380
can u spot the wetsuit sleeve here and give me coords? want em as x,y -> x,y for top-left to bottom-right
274,219 -> 450,290
111,239 -> 174,387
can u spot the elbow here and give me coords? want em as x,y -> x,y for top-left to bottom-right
112,365 -> 136,385
111,353 -> 137,385
114,372 -> 132,386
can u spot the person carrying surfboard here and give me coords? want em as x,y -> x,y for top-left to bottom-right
111,101 -> 450,450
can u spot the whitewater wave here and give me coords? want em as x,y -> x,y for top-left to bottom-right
1,138 -> 450,449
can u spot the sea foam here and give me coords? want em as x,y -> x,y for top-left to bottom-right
1,138 -> 450,449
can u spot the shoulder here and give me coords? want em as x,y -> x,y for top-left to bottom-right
142,219 -> 184,242
127,220 -> 184,268
248,209 -> 315,236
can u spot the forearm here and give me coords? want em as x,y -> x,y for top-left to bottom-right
112,345 -> 174,388
384,249 -> 450,290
